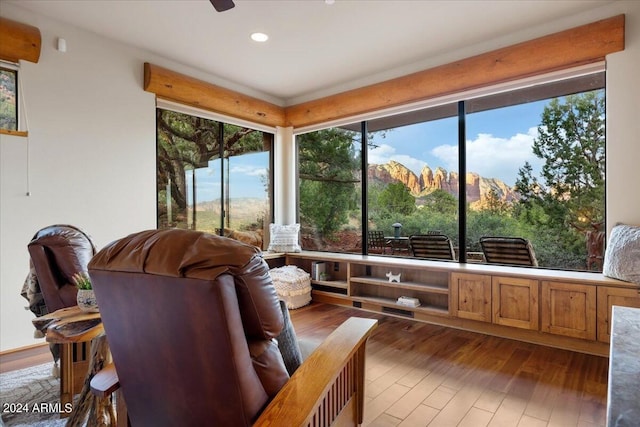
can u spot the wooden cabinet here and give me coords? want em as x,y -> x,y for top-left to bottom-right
541,281 -> 596,340
597,286 -> 640,343
450,274 -> 538,330
450,273 -> 491,322
282,251 -> 640,356
492,276 -> 539,330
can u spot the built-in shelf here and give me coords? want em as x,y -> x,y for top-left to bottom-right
353,295 -> 450,317
311,279 -> 348,290
350,276 -> 448,294
283,253 -> 451,318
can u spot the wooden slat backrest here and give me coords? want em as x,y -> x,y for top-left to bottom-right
409,234 -> 456,260
480,237 -> 538,267
368,231 -> 388,252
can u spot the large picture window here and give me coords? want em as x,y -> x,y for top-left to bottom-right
297,69 -> 606,272
156,108 -> 273,249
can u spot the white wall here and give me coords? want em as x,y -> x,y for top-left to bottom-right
605,3 -> 640,229
0,5 -> 159,351
1,1 -> 639,352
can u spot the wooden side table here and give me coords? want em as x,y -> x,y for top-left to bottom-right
33,306 -> 115,427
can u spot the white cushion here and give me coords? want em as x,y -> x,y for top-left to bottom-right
603,224 -> 640,285
267,223 -> 301,253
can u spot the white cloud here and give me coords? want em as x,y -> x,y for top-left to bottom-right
432,127 -> 543,185
230,165 -> 267,177
393,155 -> 427,176
368,144 -> 427,176
430,145 -> 458,172
367,144 -> 396,164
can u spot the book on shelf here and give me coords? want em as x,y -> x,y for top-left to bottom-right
397,296 -> 421,307
311,261 -> 326,281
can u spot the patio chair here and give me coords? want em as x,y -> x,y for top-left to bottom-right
480,236 -> 538,267
368,230 -> 391,254
409,234 -> 456,260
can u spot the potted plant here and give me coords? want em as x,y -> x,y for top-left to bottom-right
73,272 -> 98,312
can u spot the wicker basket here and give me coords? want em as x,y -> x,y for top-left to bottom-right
269,265 -> 312,309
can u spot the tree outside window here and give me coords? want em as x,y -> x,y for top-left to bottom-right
0,68 -> 18,131
156,108 -> 273,249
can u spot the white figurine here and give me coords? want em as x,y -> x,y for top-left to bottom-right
386,271 -> 401,283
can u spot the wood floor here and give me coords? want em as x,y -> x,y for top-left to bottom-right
3,302 -> 609,426
290,303 -> 609,427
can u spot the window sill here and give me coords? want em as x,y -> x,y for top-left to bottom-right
0,129 -> 28,137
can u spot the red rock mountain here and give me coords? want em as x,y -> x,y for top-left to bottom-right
368,160 -> 519,209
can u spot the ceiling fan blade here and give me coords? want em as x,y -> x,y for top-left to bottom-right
210,0 -> 235,12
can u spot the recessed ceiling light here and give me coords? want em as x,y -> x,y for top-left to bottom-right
250,32 -> 269,42
325,0 -> 335,4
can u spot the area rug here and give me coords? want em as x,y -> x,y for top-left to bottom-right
0,363 -> 66,427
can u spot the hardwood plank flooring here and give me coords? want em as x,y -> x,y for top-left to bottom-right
0,343 -> 51,373
289,303 -> 608,427
3,302 -> 608,426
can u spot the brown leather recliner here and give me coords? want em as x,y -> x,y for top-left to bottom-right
89,228 -> 377,426
26,224 -> 97,395
89,229 -> 292,426
27,224 -> 97,313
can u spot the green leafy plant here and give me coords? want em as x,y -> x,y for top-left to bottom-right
72,272 -> 92,290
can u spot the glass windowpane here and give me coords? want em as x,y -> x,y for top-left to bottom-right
156,109 -> 272,249
465,72 -> 605,271
297,127 -> 362,253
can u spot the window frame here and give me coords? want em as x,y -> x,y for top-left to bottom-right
0,65 -> 20,134
294,63 -> 606,272
155,100 -> 276,248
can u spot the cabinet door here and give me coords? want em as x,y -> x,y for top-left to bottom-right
492,276 -> 539,330
541,281 -> 596,340
597,286 -> 640,343
450,273 -> 491,322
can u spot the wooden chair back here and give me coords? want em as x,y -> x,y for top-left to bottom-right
409,234 -> 456,260
368,230 -> 389,254
480,236 -> 538,267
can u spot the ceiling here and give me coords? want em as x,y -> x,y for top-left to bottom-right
6,0 -> 613,105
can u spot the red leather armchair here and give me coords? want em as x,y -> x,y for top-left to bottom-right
89,229 -> 377,426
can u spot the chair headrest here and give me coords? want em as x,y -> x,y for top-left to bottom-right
89,228 -> 262,280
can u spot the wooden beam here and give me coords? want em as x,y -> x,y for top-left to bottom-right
143,62 -> 286,128
143,15 -> 624,130
285,14 -> 625,129
0,17 -> 41,64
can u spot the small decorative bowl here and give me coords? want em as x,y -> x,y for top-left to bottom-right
77,289 -> 99,312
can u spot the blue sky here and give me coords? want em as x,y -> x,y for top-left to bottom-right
187,152 -> 269,202
368,100 -> 549,187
